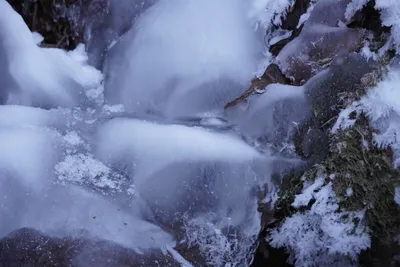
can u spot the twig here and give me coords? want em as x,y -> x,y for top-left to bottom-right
32,1 -> 38,32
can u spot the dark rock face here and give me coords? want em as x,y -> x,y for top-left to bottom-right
224,64 -> 290,109
0,228 -> 182,267
269,0 -> 310,57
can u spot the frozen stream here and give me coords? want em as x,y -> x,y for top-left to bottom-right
0,0 -> 308,266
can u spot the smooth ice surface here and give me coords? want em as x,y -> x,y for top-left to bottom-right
0,105 -> 66,129
95,118 -> 264,180
0,127 -> 64,191
104,0 -> 263,117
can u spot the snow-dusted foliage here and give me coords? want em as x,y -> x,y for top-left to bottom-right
268,176 -> 370,267
332,65 -> 400,166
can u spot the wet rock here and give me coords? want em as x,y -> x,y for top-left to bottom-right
224,64 -> 290,109
276,0 -> 366,84
305,53 -> 377,124
269,0 -> 310,57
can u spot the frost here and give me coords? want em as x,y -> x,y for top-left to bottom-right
331,104 -> 359,133
345,0 -> 369,21
249,0 -> 295,28
375,0 -> 400,54
55,154 -> 126,192
292,176 -> 325,208
64,131 -> 85,148
184,214 -> 258,266
102,104 -> 125,114
269,181 -> 370,267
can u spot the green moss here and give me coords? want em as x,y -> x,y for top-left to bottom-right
269,57 -> 400,265
326,115 -> 400,245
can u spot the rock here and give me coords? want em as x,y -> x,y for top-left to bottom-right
269,0 -> 310,57
224,64 -> 290,109
276,0 -> 366,84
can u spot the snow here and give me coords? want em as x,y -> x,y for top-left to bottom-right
269,179 -> 370,267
